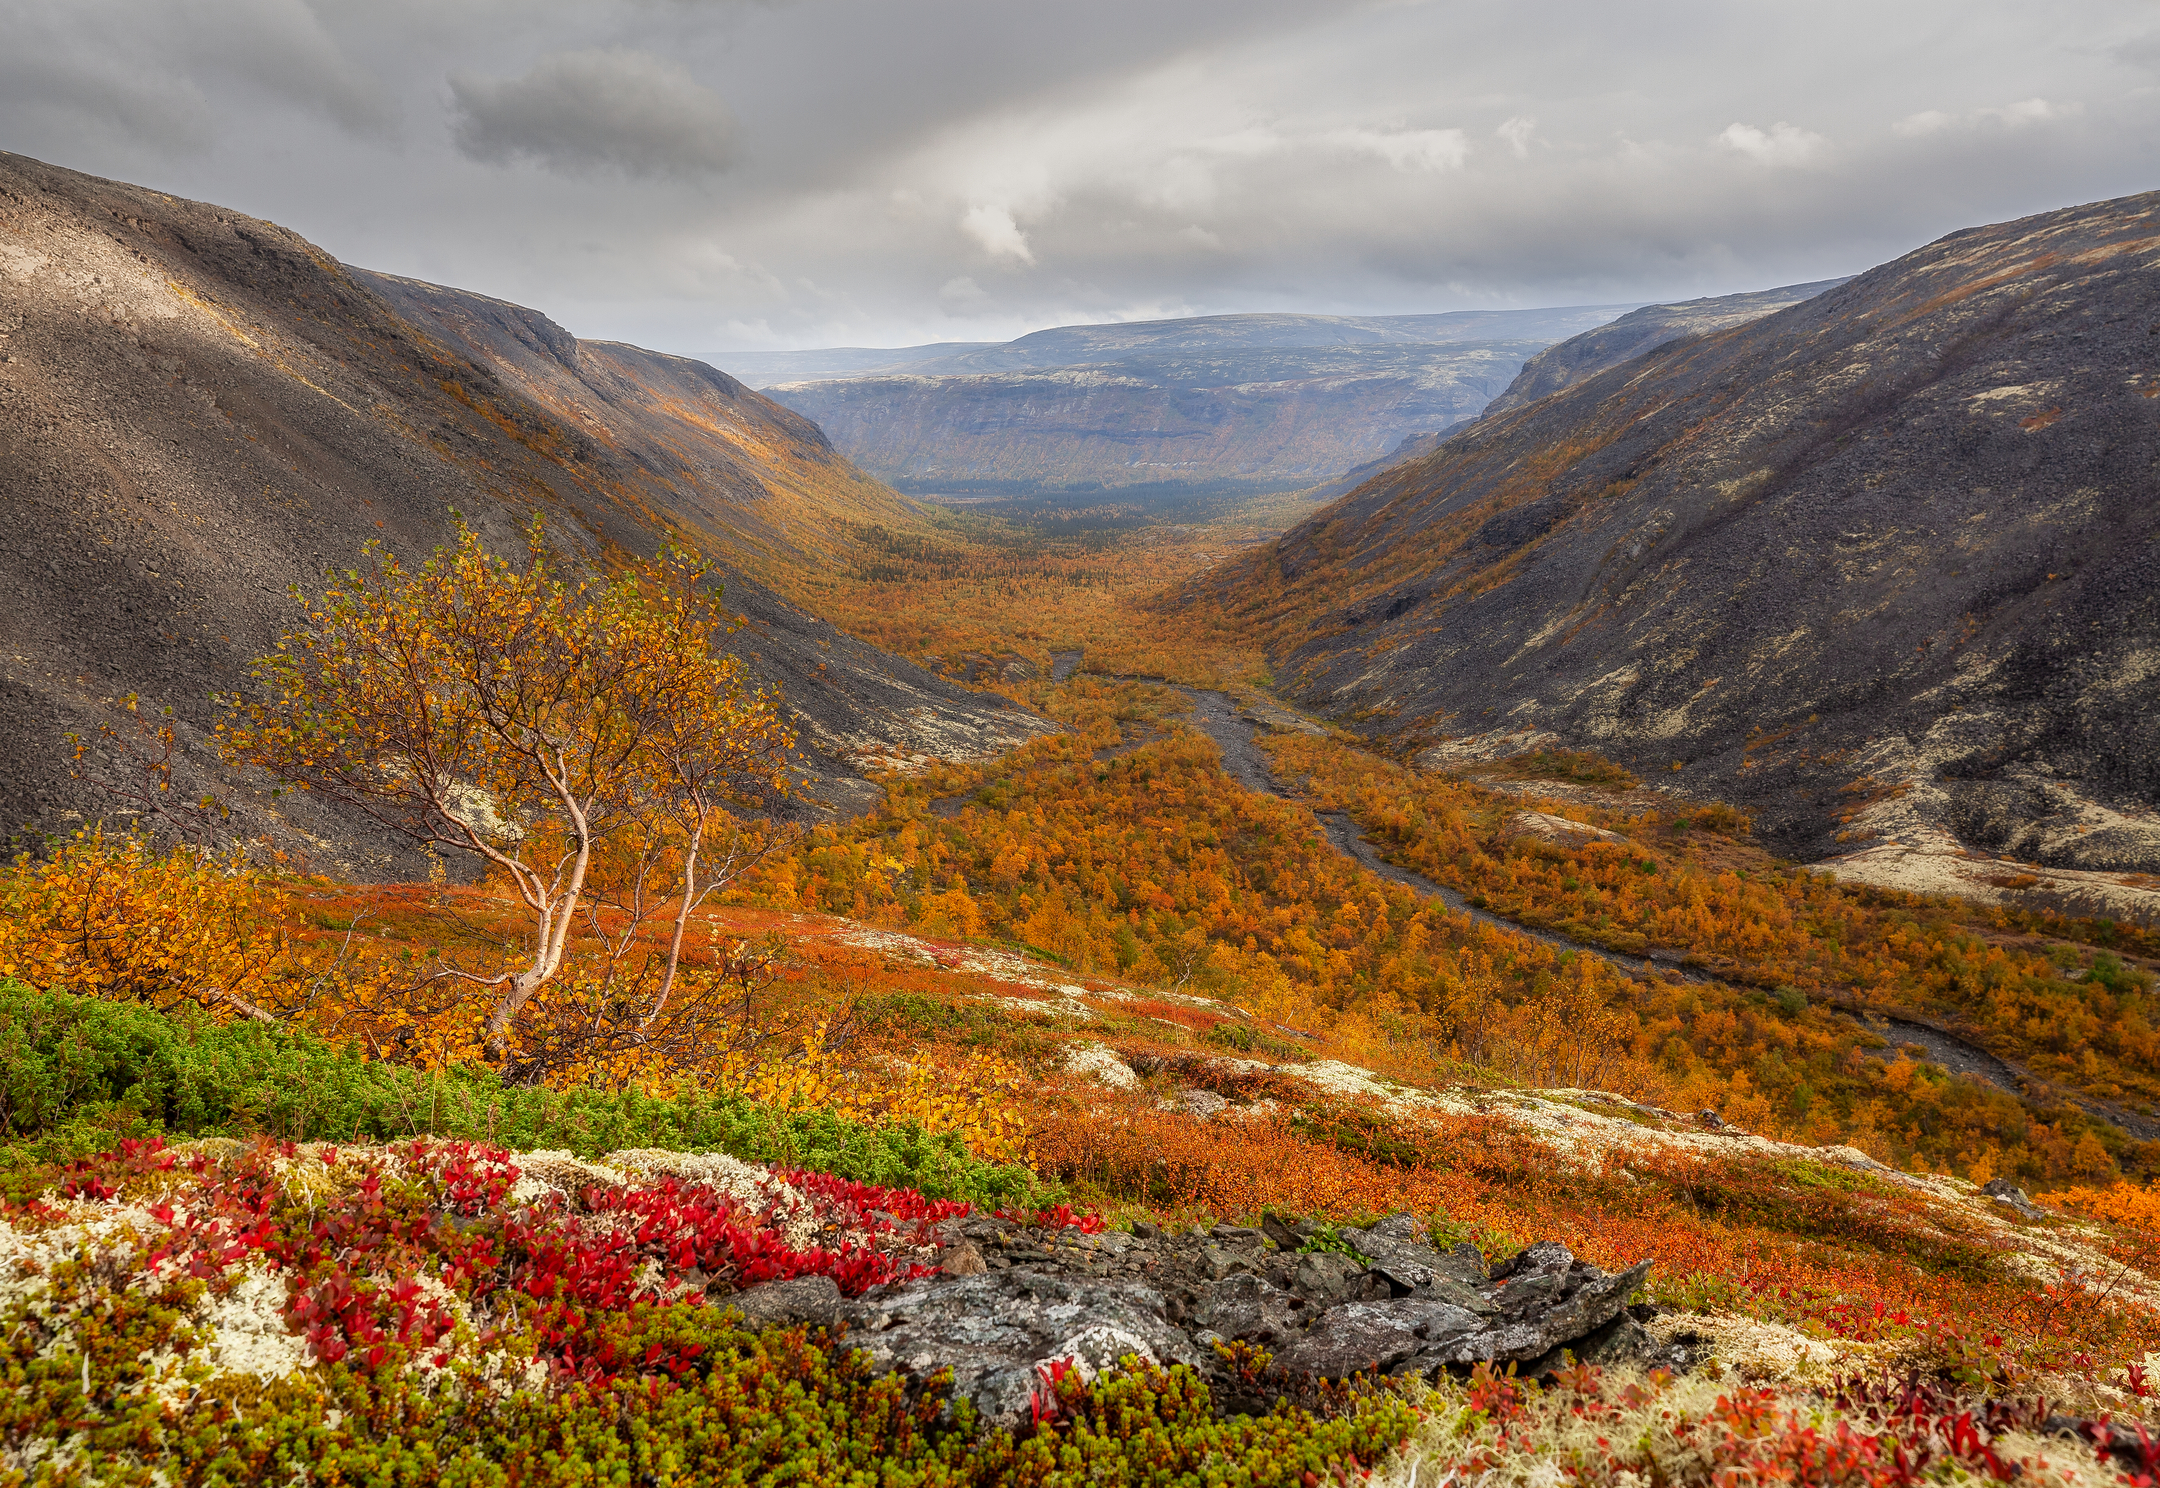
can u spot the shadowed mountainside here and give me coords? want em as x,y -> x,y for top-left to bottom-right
1185,191 -> 2160,896
0,152 -> 1049,873
1479,278 -> 1852,418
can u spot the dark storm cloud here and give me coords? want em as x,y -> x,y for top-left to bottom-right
449,48 -> 738,178
0,0 -> 2151,355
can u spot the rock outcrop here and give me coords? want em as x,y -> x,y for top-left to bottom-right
735,1210 -> 1664,1426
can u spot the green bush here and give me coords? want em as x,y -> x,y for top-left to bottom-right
1202,1022 -> 1313,1064
0,981 -> 1047,1209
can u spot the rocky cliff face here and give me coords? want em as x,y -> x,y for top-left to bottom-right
1193,192 -> 2160,885
0,152 -> 1048,871
1478,278 -> 1851,418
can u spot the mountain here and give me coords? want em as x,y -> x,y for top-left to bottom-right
1281,281 -> 1854,510
0,152 -> 1048,872
757,306 -> 1650,500
712,307 -> 1637,390
1478,278 -> 1852,418
768,341 -> 1554,495
699,343 -> 1002,387
1188,191 -> 2160,904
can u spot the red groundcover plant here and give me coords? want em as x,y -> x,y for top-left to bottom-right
23,1136 -> 1091,1385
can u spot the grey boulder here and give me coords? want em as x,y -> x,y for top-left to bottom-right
840,1271 -> 1204,1428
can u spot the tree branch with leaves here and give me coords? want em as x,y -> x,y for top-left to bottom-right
219,520 -> 799,1072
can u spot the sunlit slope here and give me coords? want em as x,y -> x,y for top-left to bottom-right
0,151 -> 1045,866
355,271 -> 919,575
1183,191 -> 2160,878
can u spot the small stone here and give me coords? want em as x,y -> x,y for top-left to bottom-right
942,1240 -> 989,1275
728,1275 -> 842,1328
1982,1177 -> 2048,1220
1292,1249 -> 1363,1302
1202,1245 -> 1254,1280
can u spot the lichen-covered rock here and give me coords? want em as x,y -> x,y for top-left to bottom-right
840,1271 -> 1203,1427
731,1275 -> 844,1327
1272,1298 -> 1485,1377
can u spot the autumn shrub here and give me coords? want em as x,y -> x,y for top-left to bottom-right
0,827 -> 299,1023
1204,1021 -> 1315,1062
1269,732 -> 2160,1179
1489,748 -> 1640,791
720,1020 -> 1031,1161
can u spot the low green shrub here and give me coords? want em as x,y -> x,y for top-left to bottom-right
1202,1022 -> 1313,1064
0,980 -> 1047,1209
13,1301 -> 1414,1487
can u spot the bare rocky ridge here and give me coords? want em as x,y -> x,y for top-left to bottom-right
1270,282 -> 1848,515
0,152 -> 1048,869
1197,191 -> 2160,900
1479,278 -> 1852,418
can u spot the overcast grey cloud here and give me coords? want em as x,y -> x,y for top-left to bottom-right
0,0 -> 2151,357
449,48 -> 738,177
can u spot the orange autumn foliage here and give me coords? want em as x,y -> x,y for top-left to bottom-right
0,828 -> 339,1025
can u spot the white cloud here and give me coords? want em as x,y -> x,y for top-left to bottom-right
1717,120 -> 1828,166
1979,97 -> 2075,126
959,204 -> 1035,263
939,275 -> 989,304
1895,98 -> 2080,137
1335,126 -> 1471,172
448,49 -> 737,178
1496,115 -> 1537,158
1176,224 -> 1223,249
1893,110 -> 1954,137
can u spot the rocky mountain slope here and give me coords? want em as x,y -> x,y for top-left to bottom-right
1479,278 -> 1850,418
757,308 -> 1636,498
0,152 -> 1048,871
1188,191 -> 2160,896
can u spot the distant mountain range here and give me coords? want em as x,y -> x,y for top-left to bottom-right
1186,191 -> 2160,913
710,308 -> 1638,388
729,308 -> 1639,497
0,152 -> 1047,868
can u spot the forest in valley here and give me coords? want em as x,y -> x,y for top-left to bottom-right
10,495 -> 2155,1198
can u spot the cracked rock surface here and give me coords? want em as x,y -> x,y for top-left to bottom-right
742,1209 -> 1668,1425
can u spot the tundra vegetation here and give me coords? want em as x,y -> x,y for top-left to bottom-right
5,522 -> 2160,1486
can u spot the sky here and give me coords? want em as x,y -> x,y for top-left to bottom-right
2,0 -> 2155,356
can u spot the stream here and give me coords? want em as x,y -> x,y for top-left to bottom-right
1142,678 -> 2159,1139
